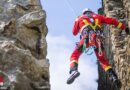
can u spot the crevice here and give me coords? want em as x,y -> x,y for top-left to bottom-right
30,26 -> 41,55
23,25 -> 42,56
30,27 -> 41,33
16,4 -> 29,11
1,20 -> 16,37
41,75 -> 49,81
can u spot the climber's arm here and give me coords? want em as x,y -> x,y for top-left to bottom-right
72,17 -> 80,36
100,15 -> 127,30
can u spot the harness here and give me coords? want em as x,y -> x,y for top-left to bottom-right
80,18 -> 104,56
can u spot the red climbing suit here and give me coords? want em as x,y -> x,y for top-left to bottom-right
70,13 -> 127,72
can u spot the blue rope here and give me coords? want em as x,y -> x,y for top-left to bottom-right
85,46 -> 94,55
82,38 -> 94,55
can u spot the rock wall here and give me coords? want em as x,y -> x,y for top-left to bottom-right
0,0 -> 50,90
98,0 -> 130,90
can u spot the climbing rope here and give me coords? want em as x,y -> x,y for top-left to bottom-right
96,38 -> 102,56
82,38 -> 94,55
64,0 -> 77,17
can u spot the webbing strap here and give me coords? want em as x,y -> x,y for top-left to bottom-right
81,19 -> 101,33
83,19 -> 98,29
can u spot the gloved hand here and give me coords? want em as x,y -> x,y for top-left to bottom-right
125,28 -> 129,35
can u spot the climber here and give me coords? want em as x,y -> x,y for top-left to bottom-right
67,8 -> 129,85
0,76 -> 3,87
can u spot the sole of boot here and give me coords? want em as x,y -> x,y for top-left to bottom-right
67,72 -> 80,84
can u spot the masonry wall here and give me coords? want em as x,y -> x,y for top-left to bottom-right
98,0 -> 130,90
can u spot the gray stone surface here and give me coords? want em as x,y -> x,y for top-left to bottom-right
98,0 -> 130,90
0,0 -> 50,90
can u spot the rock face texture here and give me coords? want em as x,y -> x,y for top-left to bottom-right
0,0 -> 50,90
98,0 -> 130,90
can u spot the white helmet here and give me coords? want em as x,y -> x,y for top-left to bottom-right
82,8 -> 93,14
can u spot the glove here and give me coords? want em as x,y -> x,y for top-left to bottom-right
125,28 -> 129,35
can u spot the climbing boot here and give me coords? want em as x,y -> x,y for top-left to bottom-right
106,69 -> 121,87
67,70 -> 80,84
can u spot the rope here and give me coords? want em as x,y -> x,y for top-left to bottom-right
86,46 -> 94,55
64,0 -> 83,39
82,38 -> 87,52
64,0 -> 77,17
82,38 -> 94,55
96,38 -> 102,56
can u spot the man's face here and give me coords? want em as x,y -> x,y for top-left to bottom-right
85,11 -> 92,18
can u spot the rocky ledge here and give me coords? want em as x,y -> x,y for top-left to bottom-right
0,0 -> 50,90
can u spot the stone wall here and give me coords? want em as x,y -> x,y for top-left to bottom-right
98,0 -> 130,90
0,0 -> 50,90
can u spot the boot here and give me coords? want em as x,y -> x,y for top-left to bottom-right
106,69 -> 121,87
67,70 -> 80,84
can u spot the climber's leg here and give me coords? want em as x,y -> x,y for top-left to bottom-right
94,39 -> 119,85
95,50 -> 112,71
69,38 -> 86,73
67,38 -> 89,84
